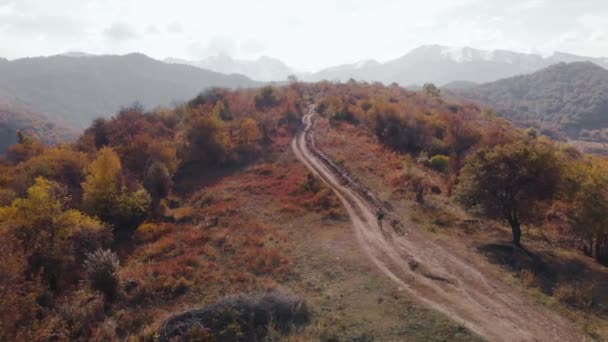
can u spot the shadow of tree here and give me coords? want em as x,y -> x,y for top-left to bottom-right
477,242 -> 608,315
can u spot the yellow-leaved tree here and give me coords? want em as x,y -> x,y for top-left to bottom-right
82,147 -> 151,235
238,117 -> 262,145
82,147 -> 122,215
0,177 -> 111,290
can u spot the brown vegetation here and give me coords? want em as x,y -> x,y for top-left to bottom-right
0,80 -> 607,340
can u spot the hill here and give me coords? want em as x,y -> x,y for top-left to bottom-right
0,53 -> 259,129
0,101 -> 76,153
1,82 -> 607,340
456,62 -> 608,142
307,45 -> 608,85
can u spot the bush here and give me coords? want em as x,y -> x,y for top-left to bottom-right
553,281 -> 594,310
159,289 -> 310,341
84,249 -> 120,299
429,155 -> 449,172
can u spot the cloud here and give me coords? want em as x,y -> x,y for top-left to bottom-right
103,22 -> 138,41
166,21 -> 183,34
188,36 -> 237,58
0,14 -> 84,37
240,39 -> 266,55
1,0 -> 608,69
146,25 -> 160,34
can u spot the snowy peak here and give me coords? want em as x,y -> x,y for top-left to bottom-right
310,45 -> 608,86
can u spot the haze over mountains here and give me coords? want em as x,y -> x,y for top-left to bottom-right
164,55 -> 297,82
0,53 -> 258,130
306,45 -> 608,86
166,45 -> 608,86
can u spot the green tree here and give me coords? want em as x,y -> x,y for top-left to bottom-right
572,160 -> 608,261
110,185 -> 151,234
456,143 -> 562,246
82,147 -> 151,234
144,161 -> 172,215
255,86 -> 278,109
186,115 -> 229,163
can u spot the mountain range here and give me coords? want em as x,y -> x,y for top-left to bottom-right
306,45 -> 608,86
165,45 -> 608,86
2,45 -> 608,154
0,53 -> 258,130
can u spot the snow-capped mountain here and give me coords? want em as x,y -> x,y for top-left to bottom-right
164,55 -> 298,82
307,45 -> 608,86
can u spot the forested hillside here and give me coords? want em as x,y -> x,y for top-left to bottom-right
0,101 -> 76,153
1,82 -> 607,340
457,62 -> 608,142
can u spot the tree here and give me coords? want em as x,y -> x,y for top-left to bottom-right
572,160 -> 608,261
213,100 -> 232,121
6,131 -> 44,164
82,147 -> 122,217
90,118 -> 109,149
82,147 -> 151,234
238,118 -> 262,145
423,83 -> 441,98
110,185 -> 151,234
255,86 -> 279,109
144,161 -> 172,214
0,177 -> 110,290
287,74 -> 298,83
185,115 -> 229,163
456,143 -> 562,246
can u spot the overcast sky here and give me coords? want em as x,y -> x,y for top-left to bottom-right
0,0 -> 607,71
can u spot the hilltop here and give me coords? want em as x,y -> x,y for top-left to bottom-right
456,62 -> 608,143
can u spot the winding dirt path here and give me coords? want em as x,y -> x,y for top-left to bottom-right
291,105 -> 581,341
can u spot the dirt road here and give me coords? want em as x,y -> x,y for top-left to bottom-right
291,106 -> 581,341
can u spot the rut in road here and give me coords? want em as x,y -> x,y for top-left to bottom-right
291,105 -> 581,342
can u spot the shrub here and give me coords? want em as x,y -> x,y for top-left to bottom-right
429,155 -> 449,172
553,281 -> 594,310
159,289 -> 310,341
84,249 -> 120,299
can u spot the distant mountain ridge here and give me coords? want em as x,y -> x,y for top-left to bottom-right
455,62 -> 608,142
164,55 -> 298,82
307,45 -> 608,86
161,45 -> 608,86
0,53 -> 259,130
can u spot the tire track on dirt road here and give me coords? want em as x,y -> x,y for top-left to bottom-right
291,105 -> 581,341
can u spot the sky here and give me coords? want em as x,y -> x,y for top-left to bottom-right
0,0 -> 607,71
